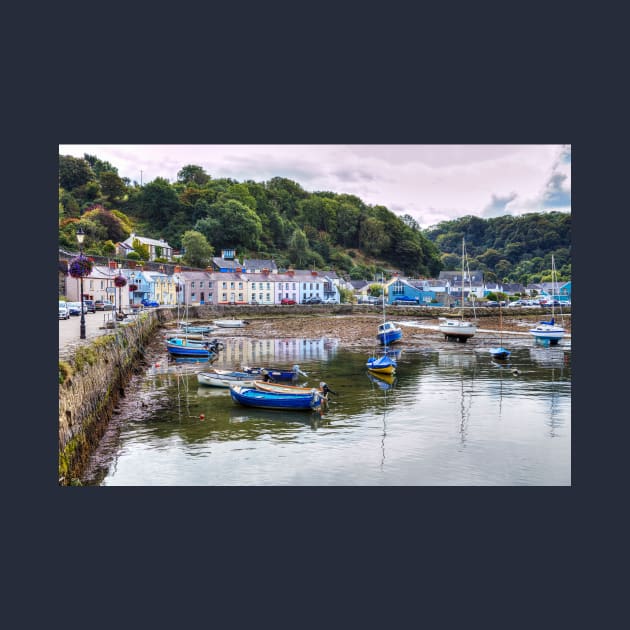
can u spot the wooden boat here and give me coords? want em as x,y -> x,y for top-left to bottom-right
214,318 -> 248,328
439,237 -> 477,341
253,381 -> 331,397
241,364 -> 307,382
377,320 -> 403,345
197,369 -> 256,388
229,384 -> 324,411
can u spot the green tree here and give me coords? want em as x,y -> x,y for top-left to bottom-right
59,155 -> 94,190
181,230 -> 214,268
99,171 -> 127,202
177,164 -> 211,186
287,228 -> 310,267
132,238 -> 150,261
195,199 -> 262,251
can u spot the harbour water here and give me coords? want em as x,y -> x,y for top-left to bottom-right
82,334 -> 571,486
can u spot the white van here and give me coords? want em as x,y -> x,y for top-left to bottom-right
59,301 -> 70,320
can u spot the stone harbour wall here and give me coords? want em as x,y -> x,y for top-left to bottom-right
58,309 -> 174,486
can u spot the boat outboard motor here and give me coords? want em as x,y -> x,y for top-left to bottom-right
293,364 -> 308,378
320,382 -> 336,396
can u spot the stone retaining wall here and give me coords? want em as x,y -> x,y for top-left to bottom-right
58,309 -> 174,486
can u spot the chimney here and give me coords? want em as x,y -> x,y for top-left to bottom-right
108,261 -> 117,269
263,268 -> 269,275
288,269 -> 294,277
311,270 -> 317,276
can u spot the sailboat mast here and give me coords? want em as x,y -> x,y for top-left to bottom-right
461,237 -> 465,321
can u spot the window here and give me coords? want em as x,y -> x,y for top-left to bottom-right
230,282 -> 235,289
266,293 -> 270,302
266,282 -> 270,289
238,293 -> 243,301
200,281 -> 204,288
222,293 -> 227,301
191,281 -> 195,288
238,282 -> 243,289
252,282 -> 257,290
222,282 -> 227,289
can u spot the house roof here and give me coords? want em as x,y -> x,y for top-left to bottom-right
180,270 -> 213,280
212,257 -> 240,269
438,270 -> 484,284
242,258 -> 276,270
123,234 -> 172,249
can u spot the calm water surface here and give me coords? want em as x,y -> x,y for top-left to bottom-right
83,334 -> 571,486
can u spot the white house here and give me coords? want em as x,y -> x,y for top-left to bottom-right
118,233 -> 173,261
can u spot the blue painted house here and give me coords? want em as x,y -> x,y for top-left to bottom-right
387,277 -> 436,304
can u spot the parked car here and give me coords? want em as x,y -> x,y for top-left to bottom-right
59,301 -> 70,320
280,298 -> 296,305
95,300 -> 115,311
484,300 -> 500,307
83,299 -> 96,313
304,297 -> 322,304
141,298 -> 160,307
67,301 -> 87,316
323,297 -> 340,304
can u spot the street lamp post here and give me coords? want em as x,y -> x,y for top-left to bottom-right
77,228 -> 86,339
130,272 -> 135,308
114,263 -> 127,318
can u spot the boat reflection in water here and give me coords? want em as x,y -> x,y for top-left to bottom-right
366,370 -> 397,390
228,407 -> 328,429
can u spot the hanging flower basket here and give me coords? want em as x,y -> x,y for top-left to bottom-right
68,254 -> 93,278
114,274 -> 128,288
129,284 -> 138,292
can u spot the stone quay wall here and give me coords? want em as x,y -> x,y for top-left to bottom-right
58,308 -> 177,486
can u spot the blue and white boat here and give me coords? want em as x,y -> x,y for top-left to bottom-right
529,256 -> 565,345
241,364 -> 307,382
229,384 -> 324,411
376,321 -> 403,346
197,368 -> 255,388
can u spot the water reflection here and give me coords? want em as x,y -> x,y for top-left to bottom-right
87,335 -> 571,486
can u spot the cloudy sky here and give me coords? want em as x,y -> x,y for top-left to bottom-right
58,144 -> 571,228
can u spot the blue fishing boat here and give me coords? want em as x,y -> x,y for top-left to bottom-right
376,321 -> 403,345
166,337 -> 218,358
229,384 -> 324,410
241,364 -> 307,382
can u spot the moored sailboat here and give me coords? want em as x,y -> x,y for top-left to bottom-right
439,237 -> 477,342
529,255 -> 565,344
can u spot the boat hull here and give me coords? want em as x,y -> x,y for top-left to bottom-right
366,354 -> 397,374
530,324 -> 565,343
166,338 -> 216,357
214,319 -> 246,328
376,321 -> 403,346
438,319 -> 477,341
197,371 -> 255,388
489,347 -> 511,360
229,385 -> 322,410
